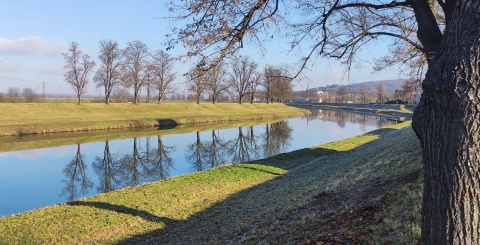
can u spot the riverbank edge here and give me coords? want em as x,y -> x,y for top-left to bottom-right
0,103 -> 310,136
0,118 -> 286,153
287,102 -> 415,120
0,121 -> 422,244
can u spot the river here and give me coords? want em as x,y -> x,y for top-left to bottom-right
0,109 -> 400,217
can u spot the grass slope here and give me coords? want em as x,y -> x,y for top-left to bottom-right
0,121 -> 422,245
0,102 -> 309,136
0,118 -> 284,153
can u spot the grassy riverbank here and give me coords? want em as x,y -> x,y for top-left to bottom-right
0,118 -> 284,153
0,102 -> 309,136
0,121 -> 422,244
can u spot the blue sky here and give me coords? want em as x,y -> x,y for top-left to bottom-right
0,0 -> 400,95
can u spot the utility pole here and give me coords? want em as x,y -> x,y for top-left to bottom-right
42,82 -> 45,98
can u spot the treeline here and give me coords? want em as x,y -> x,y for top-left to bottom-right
292,79 -> 422,104
0,87 -> 44,103
60,40 -> 293,105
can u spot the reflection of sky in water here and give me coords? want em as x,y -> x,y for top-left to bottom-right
0,110 -> 396,217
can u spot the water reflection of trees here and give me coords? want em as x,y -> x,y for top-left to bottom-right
62,122 -> 293,199
61,144 -> 93,201
185,132 -> 208,172
305,109 -> 397,132
116,137 -> 147,186
91,136 -> 176,194
262,121 -> 293,158
228,127 -> 260,164
147,136 -> 175,181
184,122 -> 293,171
203,130 -> 229,168
92,140 -> 119,193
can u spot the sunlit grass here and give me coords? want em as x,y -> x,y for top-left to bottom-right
0,121 -> 422,244
0,118 -> 284,153
0,102 -> 309,136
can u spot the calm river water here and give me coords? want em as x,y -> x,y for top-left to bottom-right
0,109 -> 399,217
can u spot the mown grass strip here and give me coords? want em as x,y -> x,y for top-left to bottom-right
0,102 -> 309,136
0,118 -> 284,153
0,121 -> 418,245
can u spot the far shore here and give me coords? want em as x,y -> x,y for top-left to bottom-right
287,102 -> 415,120
0,102 -> 310,136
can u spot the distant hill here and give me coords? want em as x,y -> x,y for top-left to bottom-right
310,79 -> 406,94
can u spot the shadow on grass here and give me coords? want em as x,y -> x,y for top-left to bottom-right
234,165 -> 283,176
255,128 -> 398,170
67,201 -> 177,225
108,126 -> 417,244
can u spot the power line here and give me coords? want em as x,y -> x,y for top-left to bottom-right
0,76 -> 67,85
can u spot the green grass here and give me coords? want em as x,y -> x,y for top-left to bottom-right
0,121 -> 422,244
0,118 -> 284,153
0,102 -> 310,136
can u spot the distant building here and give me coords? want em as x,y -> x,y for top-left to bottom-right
316,90 -> 328,102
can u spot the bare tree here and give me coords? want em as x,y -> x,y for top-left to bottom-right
263,66 -> 275,104
22,88 -> 38,103
167,1 -> 480,242
248,72 -> 261,104
402,78 -> 421,105
150,50 -> 176,104
7,87 -> 20,103
62,41 -> 96,105
336,86 -> 348,103
206,61 -> 228,104
112,87 -> 131,103
94,40 -> 122,105
0,93 -> 5,103
359,86 -> 369,104
229,56 -> 258,104
121,41 -> 150,105
271,71 -> 292,103
377,83 -> 387,104
188,58 -> 209,104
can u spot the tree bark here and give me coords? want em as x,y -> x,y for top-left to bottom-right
158,93 -> 163,104
412,5 -> 480,244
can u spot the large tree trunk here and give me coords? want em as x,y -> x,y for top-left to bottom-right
134,86 -> 139,105
412,6 -> 480,244
158,92 -> 163,104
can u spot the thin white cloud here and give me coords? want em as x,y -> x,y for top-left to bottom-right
0,36 -> 68,57
0,62 -> 21,73
40,65 -> 64,74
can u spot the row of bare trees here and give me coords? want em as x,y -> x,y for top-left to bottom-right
188,56 -> 293,104
63,41 -> 293,105
0,87 -> 41,103
63,40 -> 177,105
